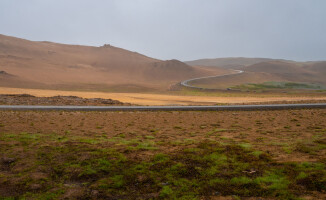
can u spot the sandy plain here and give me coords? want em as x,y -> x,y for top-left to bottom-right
1,87 -> 326,105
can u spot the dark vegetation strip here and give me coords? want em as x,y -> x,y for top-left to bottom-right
1,104 -> 326,111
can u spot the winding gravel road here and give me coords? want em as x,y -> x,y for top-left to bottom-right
1,104 -> 326,111
181,69 -> 244,89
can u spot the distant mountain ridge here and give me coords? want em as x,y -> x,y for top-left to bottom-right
186,59 -> 326,89
185,57 -> 296,69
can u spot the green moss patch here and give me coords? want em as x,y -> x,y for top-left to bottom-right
0,132 -> 325,199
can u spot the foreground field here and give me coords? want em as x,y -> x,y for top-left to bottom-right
1,87 -> 326,106
0,109 -> 325,199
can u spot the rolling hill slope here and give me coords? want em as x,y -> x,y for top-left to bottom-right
188,60 -> 326,90
305,61 -> 326,75
0,34 -> 225,91
244,61 -> 326,84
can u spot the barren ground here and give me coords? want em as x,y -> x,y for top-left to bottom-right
0,109 -> 325,199
1,87 -> 326,106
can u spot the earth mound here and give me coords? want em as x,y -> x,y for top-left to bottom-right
0,94 -> 131,106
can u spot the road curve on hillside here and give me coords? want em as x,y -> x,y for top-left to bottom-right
181,69 -> 244,89
1,104 -> 326,111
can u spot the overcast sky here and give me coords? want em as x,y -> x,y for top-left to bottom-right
1,0 -> 326,61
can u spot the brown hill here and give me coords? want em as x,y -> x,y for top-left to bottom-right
244,61 -> 325,84
0,34 -> 224,91
185,57 -> 291,69
189,72 -> 283,89
190,60 -> 326,89
305,61 -> 326,74
244,61 -> 304,74
145,59 -> 197,80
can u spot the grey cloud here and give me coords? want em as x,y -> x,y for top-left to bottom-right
0,0 -> 325,61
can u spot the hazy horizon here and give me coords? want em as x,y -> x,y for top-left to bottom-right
1,0 -> 326,62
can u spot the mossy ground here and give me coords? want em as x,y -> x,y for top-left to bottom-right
0,110 -> 326,199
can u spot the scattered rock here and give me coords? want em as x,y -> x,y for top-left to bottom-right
61,187 -> 85,199
29,172 -> 48,181
1,157 -> 16,164
91,190 -> 99,196
29,183 -> 42,190
161,182 -> 169,185
0,71 -> 12,76
101,44 -> 111,48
